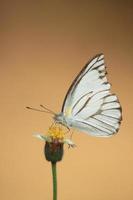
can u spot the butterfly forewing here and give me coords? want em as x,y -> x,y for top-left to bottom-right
61,54 -> 122,137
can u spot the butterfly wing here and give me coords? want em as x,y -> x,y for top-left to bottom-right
61,54 -> 122,137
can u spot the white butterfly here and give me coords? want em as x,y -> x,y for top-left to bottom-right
54,54 -> 122,137
27,54 -> 122,137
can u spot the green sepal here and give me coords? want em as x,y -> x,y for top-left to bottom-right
44,141 -> 64,163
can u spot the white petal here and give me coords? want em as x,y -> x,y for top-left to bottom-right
33,134 -> 51,142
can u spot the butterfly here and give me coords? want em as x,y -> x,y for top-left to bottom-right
27,54 -> 122,137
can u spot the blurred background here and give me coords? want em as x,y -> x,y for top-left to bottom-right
1,0 -> 133,200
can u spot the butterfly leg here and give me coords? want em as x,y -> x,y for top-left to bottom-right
50,121 -> 56,128
70,130 -> 74,140
65,126 -> 70,133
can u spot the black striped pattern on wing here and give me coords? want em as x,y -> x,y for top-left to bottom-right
74,94 -> 122,136
61,53 -> 105,112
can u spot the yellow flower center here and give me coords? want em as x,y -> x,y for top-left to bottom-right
48,125 -> 65,141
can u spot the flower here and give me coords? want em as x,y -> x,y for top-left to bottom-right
33,124 -> 75,163
48,125 -> 65,141
34,124 -> 75,146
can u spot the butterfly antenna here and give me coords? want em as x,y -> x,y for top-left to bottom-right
26,106 -> 54,115
40,104 -> 56,114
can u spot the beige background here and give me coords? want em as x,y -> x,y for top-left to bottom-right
1,1 -> 133,200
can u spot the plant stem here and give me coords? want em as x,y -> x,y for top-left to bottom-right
51,162 -> 57,200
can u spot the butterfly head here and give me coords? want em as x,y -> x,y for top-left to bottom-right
53,113 -> 67,126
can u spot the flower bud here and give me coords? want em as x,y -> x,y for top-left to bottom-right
44,141 -> 64,163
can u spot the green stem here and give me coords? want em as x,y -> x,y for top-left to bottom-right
51,162 -> 57,200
